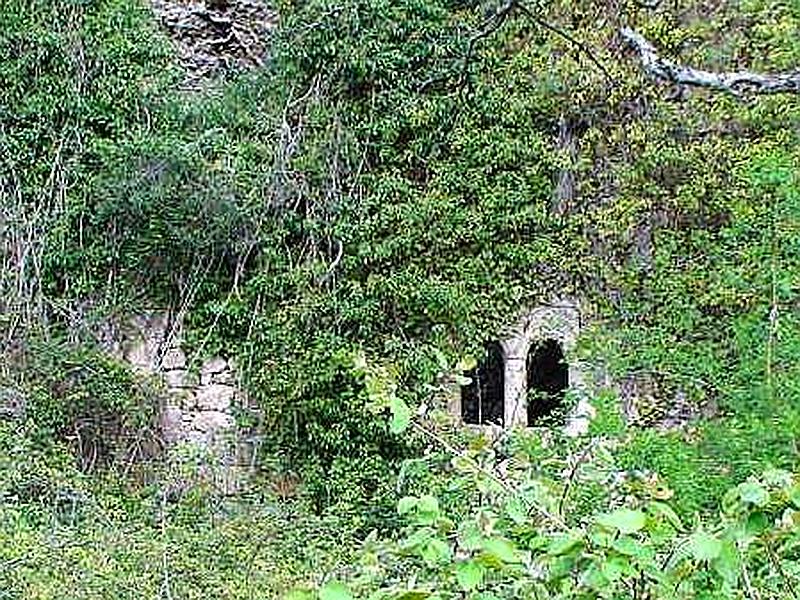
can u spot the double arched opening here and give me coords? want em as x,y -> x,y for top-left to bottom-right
461,339 -> 569,427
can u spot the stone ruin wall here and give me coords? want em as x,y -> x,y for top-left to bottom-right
448,298 -> 600,436
115,301 -> 714,474
111,311 -> 260,487
499,299 -> 594,434
150,0 -> 277,90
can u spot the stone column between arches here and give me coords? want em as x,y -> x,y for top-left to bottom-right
499,299 -> 594,433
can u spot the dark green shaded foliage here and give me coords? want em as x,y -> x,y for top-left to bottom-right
5,339 -> 161,472
4,0 -> 800,525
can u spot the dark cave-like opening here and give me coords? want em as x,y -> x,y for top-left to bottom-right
527,339 -> 568,425
461,342 -> 504,426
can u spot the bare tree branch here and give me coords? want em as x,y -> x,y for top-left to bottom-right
516,2 -> 617,86
316,238 -> 343,286
621,27 -> 800,95
457,0 -> 516,95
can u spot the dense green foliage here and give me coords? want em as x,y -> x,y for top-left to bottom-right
298,388 -> 800,599
0,420 -> 353,598
2,0 -> 800,596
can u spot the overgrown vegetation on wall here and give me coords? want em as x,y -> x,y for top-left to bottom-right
2,0 -> 800,595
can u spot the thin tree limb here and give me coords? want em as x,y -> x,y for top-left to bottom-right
316,238 -> 343,286
766,542 -> 799,600
557,438 -> 596,517
457,0 -> 516,95
741,558 -> 762,600
516,2 -> 617,86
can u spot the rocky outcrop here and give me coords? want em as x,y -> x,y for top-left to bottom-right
619,371 -> 717,431
0,386 -> 26,420
150,0 -> 277,89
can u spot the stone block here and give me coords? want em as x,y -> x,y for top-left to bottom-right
195,384 -> 236,411
161,405 -> 185,444
161,348 -> 187,370
210,369 -> 234,385
200,358 -> 230,384
176,390 -> 197,410
201,357 -> 228,375
192,410 -> 235,433
0,387 -> 26,420
125,340 -> 153,370
185,428 -> 212,446
564,397 -> 596,437
164,369 -> 190,389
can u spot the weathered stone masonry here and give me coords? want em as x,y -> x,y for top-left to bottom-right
112,311 -> 260,484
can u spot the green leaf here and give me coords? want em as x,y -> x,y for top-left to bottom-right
789,486 -> 800,509
503,495 -> 527,525
600,556 -> 632,583
612,536 -> 651,559
319,582 -> 354,600
738,482 -> 769,507
433,348 -> 449,370
688,531 -> 722,562
417,494 -> 439,515
457,356 -> 478,372
581,563 -> 608,590
547,532 -> 584,556
389,396 -> 411,434
481,536 -> 520,564
420,538 -> 451,565
721,488 -> 741,516
457,521 -> 483,551
648,501 -> 683,531
597,509 -> 647,534
284,590 -> 315,600
712,540 -> 740,586
455,560 -> 485,591
398,496 -> 418,515
402,527 -> 434,550
451,456 -> 476,474
415,494 -> 439,525
745,511 -> 769,535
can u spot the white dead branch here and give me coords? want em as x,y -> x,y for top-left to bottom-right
621,27 -> 800,95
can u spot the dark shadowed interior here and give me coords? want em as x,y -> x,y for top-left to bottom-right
527,339 -> 568,425
461,342 -> 504,426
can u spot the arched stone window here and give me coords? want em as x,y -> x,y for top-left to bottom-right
526,339 -> 568,425
461,343 -> 504,426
